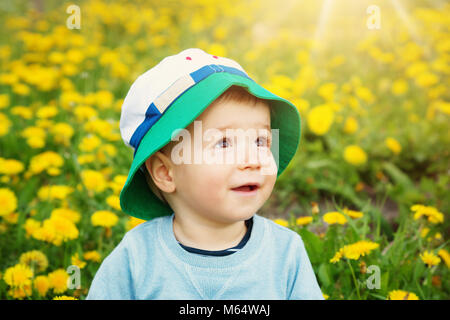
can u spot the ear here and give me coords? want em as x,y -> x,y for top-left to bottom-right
144,152 -> 176,193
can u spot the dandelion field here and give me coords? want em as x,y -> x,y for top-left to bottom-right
0,0 -> 448,300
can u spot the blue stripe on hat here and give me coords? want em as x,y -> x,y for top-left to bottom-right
190,65 -> 251,83
131,65 -> 253,157
130,102 -> 161,153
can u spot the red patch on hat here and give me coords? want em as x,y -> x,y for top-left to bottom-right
186,56 -> 192,60
212,55 -> 218,59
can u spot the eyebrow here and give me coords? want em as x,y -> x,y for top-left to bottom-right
210,123 -> 271,131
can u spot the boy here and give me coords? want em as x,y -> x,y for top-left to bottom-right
86,48 -> 324,300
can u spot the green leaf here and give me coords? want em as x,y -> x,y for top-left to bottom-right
298,228 -> 323,264
369,292 -> 387,300
382,162 -> 414,188
413,260 -> 426,282
304,158 -> 335,170
380,271 -> 389,295
318,263 -> 332,288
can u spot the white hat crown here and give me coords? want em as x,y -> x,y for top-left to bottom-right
119,48 -> 249,154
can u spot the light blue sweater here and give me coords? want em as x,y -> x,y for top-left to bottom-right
86,213 -> 324,300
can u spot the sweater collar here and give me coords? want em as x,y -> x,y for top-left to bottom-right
157,213 -> 267,269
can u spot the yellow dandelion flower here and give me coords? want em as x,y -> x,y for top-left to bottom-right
51,122 -> 74,146
330,240 -> 379,263
411,204 -> 425,214
0,158 -> 24,175
26,136 -> 45,148
342,208 -> 364,219
415,72 -> 438,88
81,170 -> 108,193
343,145 -> 367,166
109,174 -> 127,194
0,112 -> 12,136
341,240 -> 379,260
71,253 -> 86,269
385,137 -> 402,155
8,284 -> 32,299
37,105 -> 58,119
32,216 -> 79,246
296,216 -> 313,226
272,219 -> 289,227
77,154 -> 95,165
0,94 -> 9,109
207,43 -> 227,57
34,275 -> 50,297
355,86 -> 375,103
330,248 -> 344,263
437,249 -> 450,268
323,211 -> 347,225
411,204 -> 444,224
24,218 -> 41,238
307,104 -> 335,136
2,212 -> 18,224
292,98 -> 310,113
3,264 -> 34,287
0,109 -> 12,134
94,90 -> 114,110
343,116 -> 359,134
22,126 -> 46,141
83,250 -> 101,263
0,188 -> 18,216
74,105 -> 97,121
38,185 -> 74,201
318,82 -> 337,101
106,194 -> 121,211
13,83 -> 30,96
387,290 -> 419,300
48,269 -> 68,294
11,106 -> 32,119
29,151 -> 64,175
420,250 -> 441,268
91,210 -> 119,228
53,295 -> 78,300
50,207 -> 81,224
391,79 -> 408,96
19,250 -> 48,272
79,135 -> 101,152
125,216 -> 145,231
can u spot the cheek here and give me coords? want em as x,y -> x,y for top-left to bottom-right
181,165 -> 229,202
265,174 -> 277,194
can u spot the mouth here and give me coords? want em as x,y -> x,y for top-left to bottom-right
231,183 -> 261,194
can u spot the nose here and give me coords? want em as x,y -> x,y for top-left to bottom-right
236,141 -> 261,170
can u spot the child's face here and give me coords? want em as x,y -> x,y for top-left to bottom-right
167,98 -> 277,224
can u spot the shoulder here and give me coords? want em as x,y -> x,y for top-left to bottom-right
119,215 -> 169,252
255,214 -> 304,248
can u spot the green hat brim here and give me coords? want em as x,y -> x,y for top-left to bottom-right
120,72 -> 301,220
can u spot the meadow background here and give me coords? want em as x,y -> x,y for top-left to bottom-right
0,0 -> 448,300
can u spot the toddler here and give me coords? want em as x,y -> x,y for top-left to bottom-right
86,48 -> 324,300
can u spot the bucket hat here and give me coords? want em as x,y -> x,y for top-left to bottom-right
119,48 -> 301,220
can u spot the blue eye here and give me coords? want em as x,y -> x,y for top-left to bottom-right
214,136 -> 270,148
256,136 -> 270,147
215,137 -> 231,148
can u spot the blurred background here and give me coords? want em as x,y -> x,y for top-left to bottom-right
0,0 -> 448,300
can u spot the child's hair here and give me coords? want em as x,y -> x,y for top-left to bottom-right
143,85 -> 272,205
